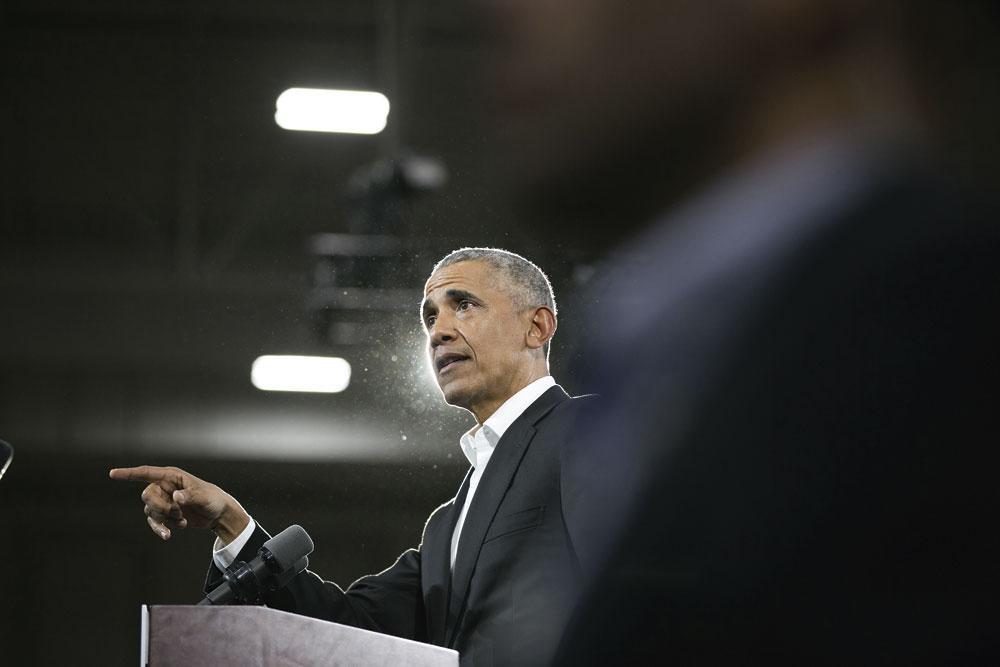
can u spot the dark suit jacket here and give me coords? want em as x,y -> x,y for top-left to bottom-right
208,385 -> 597,667
558,168 -> 1000,664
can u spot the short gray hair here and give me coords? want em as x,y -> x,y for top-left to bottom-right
432,247 -> 557,354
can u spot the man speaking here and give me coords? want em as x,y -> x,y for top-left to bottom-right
111,248 -> 595,666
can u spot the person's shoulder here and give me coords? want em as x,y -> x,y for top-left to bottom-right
423,491 -> 462,535
553,386 -> 601,405
546,390 -> 601,423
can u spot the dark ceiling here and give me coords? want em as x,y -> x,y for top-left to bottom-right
0,0 -> 577,464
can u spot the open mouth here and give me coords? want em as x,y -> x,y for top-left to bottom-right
436,353 -> 470,374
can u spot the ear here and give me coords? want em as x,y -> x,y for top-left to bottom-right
526,307 -> 557,351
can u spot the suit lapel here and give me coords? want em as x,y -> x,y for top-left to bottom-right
445,385 -> 569,646
424,468 -> 472,646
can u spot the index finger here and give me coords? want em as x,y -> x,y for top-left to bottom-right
109,466 -> 181,485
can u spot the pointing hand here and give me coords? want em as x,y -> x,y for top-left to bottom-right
109,465 -> 250,544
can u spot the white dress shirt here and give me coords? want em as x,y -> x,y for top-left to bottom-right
213,375 -> 557,573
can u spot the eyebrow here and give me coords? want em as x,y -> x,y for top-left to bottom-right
446,288 -> 480,303
420,288 -> 482,320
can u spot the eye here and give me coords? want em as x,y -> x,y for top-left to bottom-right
458,300 -> 473,312
425,314 -> 437,327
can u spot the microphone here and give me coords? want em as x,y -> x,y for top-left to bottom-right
199,524 -> 314,606
0,439 -> 12,481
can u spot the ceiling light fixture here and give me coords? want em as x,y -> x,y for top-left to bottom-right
251,355 -> 352,393
274,88 -> 390,135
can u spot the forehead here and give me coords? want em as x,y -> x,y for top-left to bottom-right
423,260 -> 495,298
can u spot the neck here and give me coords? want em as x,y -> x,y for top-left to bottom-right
469,363 -> 549,425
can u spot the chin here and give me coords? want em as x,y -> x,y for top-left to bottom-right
440,380 -> 478,413
438,381 -> 467,408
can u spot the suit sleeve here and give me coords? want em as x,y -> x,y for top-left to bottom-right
204,522 -> 427,642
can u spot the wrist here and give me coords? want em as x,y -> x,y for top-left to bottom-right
213,501 -> 250,546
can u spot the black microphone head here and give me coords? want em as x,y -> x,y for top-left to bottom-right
261,525 -> 315,572
0,439 -> 12,480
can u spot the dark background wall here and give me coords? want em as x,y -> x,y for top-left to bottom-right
0,2 -> 592,663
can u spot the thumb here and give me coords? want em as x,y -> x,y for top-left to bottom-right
173,484 -> 217,508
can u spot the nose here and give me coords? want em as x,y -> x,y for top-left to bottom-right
428,312 -> 457,349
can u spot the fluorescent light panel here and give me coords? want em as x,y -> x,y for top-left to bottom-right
275,88 -> 389,135
252,355 -> 351,393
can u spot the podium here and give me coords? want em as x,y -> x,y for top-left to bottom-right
141,605 -> 459,666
